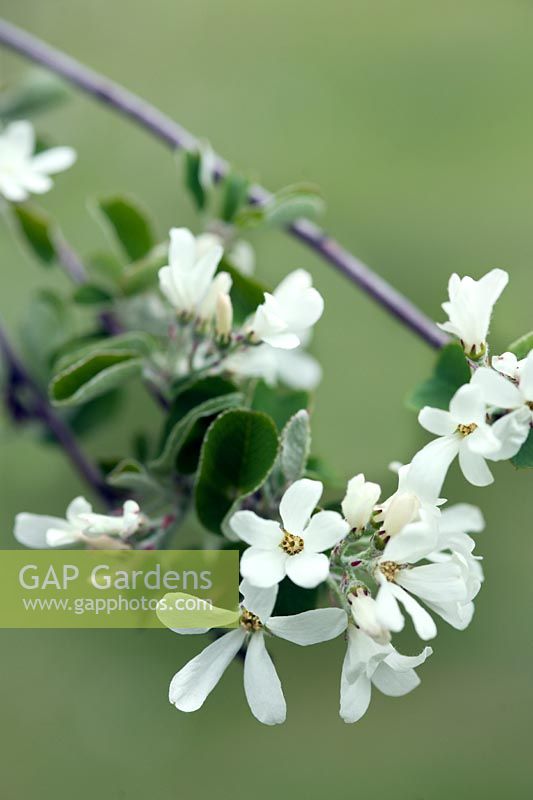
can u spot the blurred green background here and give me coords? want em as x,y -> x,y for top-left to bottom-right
1,1 -> 533,797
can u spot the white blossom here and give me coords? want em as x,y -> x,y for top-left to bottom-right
231,479 -> 349,589
0,120 -> 76,202
14,498 -> 140,548
374,518 -> 474,640
341,473 -> 381,531
471,351 -> 533,459
424,504 -> 484,630
414,383 -> 502,488
252,269 -> 324,349
168,581 -> 347,725
437,268 -> 509,357
340,624 -> 432,724
158,228 -> 224,316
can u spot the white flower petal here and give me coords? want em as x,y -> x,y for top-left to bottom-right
303,510 -> 349,553
408,435 -> 460,498
384,645 -> 433,672
244,632 -> 286,725
458,445 -> 493,486
450,384 -> 486,425
439,503 -> 484,535
169,227 -> 196,271
169,628 -> 246,712
14,514 -> 72,549
340,669 -> 372,724
284,551 -> 329,588
279,478 -> 322,535
375,581 -> 404,633
371,663 -> 420,697
519,351 -> 533,400
418,407 -> 456,436
239,547 -> 287,588
488,407 -> 531,461
388,582 -> 437,640
382,520 -> 438,563
268,608 -> 348,645
240,579 -> 278,623
66,496 -> 92,524
4,120 -> 34,156
471,367 -> 523,409
31,146 -> 76,175
398,562 -> 466,603
230,511 -> 282,549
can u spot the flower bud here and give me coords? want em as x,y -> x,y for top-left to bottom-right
341,474 -> 381,531
215,292 -> 233,340
348,587 -> 391,645
381,492 -> 420,537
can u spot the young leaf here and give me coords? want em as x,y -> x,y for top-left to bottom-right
508,332 -> 533,360
252,380 -> 310,430
49,350 -> 143,406
73,284 -> 115,305
195,409 -> 279,535
184,150 -> 207,211
95,195 -> 155,261
280,409 -> 312,483
511,429 -> 533,468
12,204 -> 56,264
220,172 -> 250,222
107,458 -> 166,500
407,343 -> 470,411
0,71 -> 69,121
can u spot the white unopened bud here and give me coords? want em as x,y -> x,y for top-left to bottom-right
215,292 -> 233,340
381,492 -> 420,537
348,588 -> 391,645
341,474 -> 381,530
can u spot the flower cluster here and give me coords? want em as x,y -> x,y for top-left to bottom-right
5,112 -> 531,727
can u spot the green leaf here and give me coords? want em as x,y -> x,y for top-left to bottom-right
508,332 -> 533,360
0,72 -> 69,121
67,389 -> 123,437
407,343 -> 470,411
95,196 -> 155,261
252,380 -> 310,430
73,284 -> 114,305
54,332 -> 156,373
150,389 -> 243,475
220,173 -> 250,222
195,409 -> 279,535
12,204 -> 56,264
511,429 -> 533,468
19,290 -> 72,380
280,409 -> 312,483
218,258 -> 268,323
49,350 -> 143,406
107,458 -> 163,495
184,150 -> 207,211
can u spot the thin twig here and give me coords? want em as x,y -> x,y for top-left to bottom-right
0,18 -> 448,350
0,319 -> 116,504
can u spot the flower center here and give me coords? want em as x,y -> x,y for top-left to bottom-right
379,560 -> 401,582
527,401 -> 533,411
240,608 -> 263,631
456,422 -> 478,437
280,530 -> 305,555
